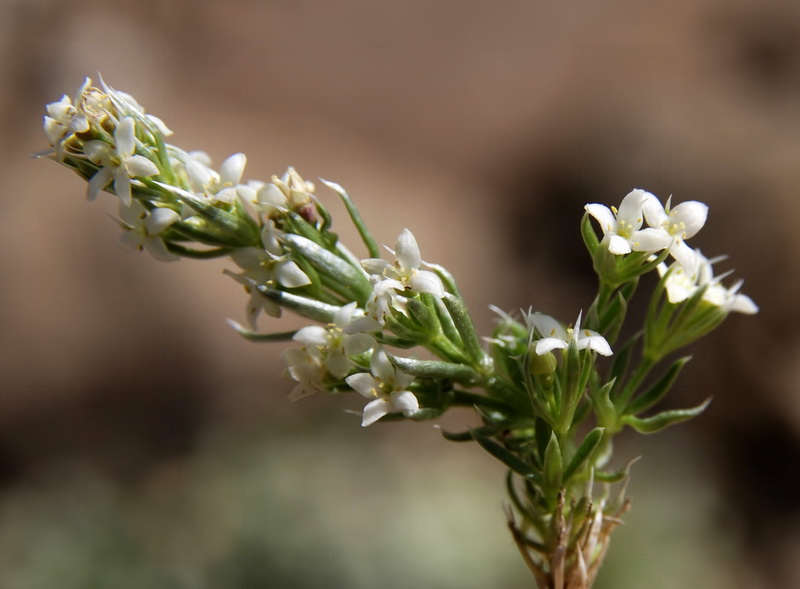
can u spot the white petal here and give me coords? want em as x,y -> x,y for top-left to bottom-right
370,349 -> 395,383
114,167 -> 132,206
642,195 -> 667,228
616,189 -> 647,229
118,230 -> 143,252
361,398 -> 390,427
326,353 -> 352,380
728,293 -> 758,315
670,240 -> 698,275
606,234 -> 632,255
529,313 -> 567,341
144,237 -> 179,262
584,203 -> 617,234
86,165 -> 114,201
346,373 -> 380,399
126,155 -> 159,178
535,337 -> 569,355
275,260 -> 312,288
115,117 -> 137,158
578,331 -> 613,356
145,208 -> 180,234
629,228 -> 671,253
293,325 -> 330,347
390,390 -> 419,415
220,153 -> 247,186
361,258 -> 392,276
343,333 -> 375,356
670,201 -> 708,239
395,229 -> 421,272
409,270 -> 445,297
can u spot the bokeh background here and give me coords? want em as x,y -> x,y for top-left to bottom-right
1,0 -> 799,587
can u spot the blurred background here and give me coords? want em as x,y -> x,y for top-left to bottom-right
1,0 -> 798,587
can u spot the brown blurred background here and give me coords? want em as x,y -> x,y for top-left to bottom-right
1,0 -> 799,587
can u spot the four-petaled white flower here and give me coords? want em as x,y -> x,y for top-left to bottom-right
657,250 -> 758,315
526,311 -> 613,357
186,152 -> 247,204
117,200 -> 180,262
585,189 -> 672,255
226,221 -> 312,328
282,346 -> 327,401
362,229 -> 444,323
43,78 -> 91,156
83,117 -> 160,206
293,302 -> 378,379
345,349 -> 419,427
642,196 -> 708,274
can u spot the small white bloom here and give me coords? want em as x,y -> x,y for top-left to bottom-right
84,117 -> 160,205
282,346 -> 327,401
345,349 -> 419,427
526,311 -> 612,356
117,200 -> 180,262
657,250 -> 758,314
186,152 -> 247,205
226,221 -> 312,328
293,303 -> 377,379
642,195 -> 708,273
585,189 -> 672,255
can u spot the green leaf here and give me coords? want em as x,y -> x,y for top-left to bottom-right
621,397 -> 711,434
442,293 -> 485,367
438,424 -> 497,442
256,287 -> 340,322
581,212 -> 600,255
388,354 -> 480,384
591,378 -> 618,431
470,428 -> 540,481
543,432 -> 563,492
562,427 -> 604,483
283,234 -> 371,301
625,356 -> 692,415
321,179 -> 380,258
225,319 -> 297,342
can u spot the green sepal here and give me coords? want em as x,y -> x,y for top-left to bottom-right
282,234 -> 371,302
543,432 -> 563,495
387,354 -> 480,385
321,179 -> 380,258
595,455 -> 640,483
226,319 -> 297,342
621,397 -> 711,434
562,427 -> 604,483
256,286 -> 339,322
405,297 -> 436,331
470,428 -> 540,482
625,356 -> 692,415
581,212 -> 600,255
442,294 -> 485,368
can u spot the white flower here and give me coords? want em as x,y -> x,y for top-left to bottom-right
186,152 -> 247,205
642,195 -> 708,273
363,229 -> 445,296
345,349 -> 419,427
525,311 -> 612,356
282,346 -> 327,401
43,78 -> 91,153
585,189 -> 672,255
293,303 -> 377,379
226,221 -> 312,328
117,200 -> 180,262
657,250 -> 758,314
83,117 -> 160,205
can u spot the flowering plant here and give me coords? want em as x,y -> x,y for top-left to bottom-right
40,77 -> 757,589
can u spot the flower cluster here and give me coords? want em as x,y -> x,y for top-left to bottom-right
42,76 -> 760,589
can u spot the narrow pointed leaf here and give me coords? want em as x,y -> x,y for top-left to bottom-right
225,319 -> 298,342
322,179 -> 380,258
283,234 -> 371,300
470,428 -> 540,481
387,354 -> 480,384
626,356 -> 692,415
256,286 -> 339,322
621,398 -> 711,434
442,293 -> 484,367
543,432 -> 563,492
563,427 -> 604,483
